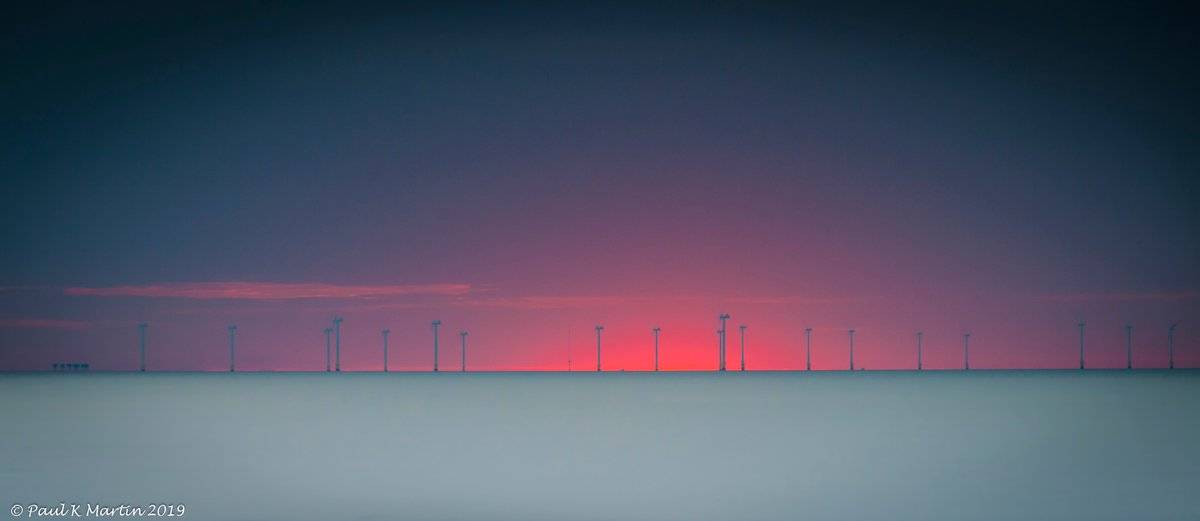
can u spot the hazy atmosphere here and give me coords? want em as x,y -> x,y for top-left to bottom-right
4,4 -> 1200,520
3,2 -> 1197,372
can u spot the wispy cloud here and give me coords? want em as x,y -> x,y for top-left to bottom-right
56,282 -> 875,311
64,282 -> 472,300
450,294 -> 880,310
1033,291 -> 1200,303
455,295 -> 635,309
724,295 -> 884,305
0,318 -> 90,330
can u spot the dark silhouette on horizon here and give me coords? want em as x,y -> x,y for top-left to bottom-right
382,329 -> 390,373
432,320 -> 442,372
460,330 -> 468,372
36,318 -> 1192,373
652,327 -> 661,372
718,314 -> 730,372
228,324 -> 237,372
917,331 -> 924,371
848,329 -> 856,371
333,317 -> 343,372
595,325 -> 603,372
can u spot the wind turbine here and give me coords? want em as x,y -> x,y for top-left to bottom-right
432,320 -> 442,372
1169,323 -> 1178,369
804,327 -> 812,371
1078,322 -> 1086,370
382,329 -> 390,373
333,317 -> 343,372
848,329 -> 855,371
137,323 -> 148,372
1125,324 -> 1133,370
718,313 -> 730,371
963,333 -> 971,371
323,327 -> 332,372
460,331 -> 468,372
595,325 -> 604,372
228,325 -> 237,372
739,325 -> 747,372
652,327 -> 661,372
917,331 -> 923,371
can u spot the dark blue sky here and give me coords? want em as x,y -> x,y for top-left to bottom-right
2,2 -> 1197,371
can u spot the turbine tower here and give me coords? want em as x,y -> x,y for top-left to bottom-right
460,331 -> 468,372
652,327 -> 661,372
739,325 -> 747,372
382,329 -> 390,373
1125,324 -> 1133,370
963,333 -> 971,371
137,323 -> 148,372
848,329 -> 855,371
333,317 -> 343,372
718,313 -> 730,371
323,327 -> 332,372
1169,323 -> 1178,369
804,327 -> 812,371
228,325 -> 237,372
917,331 -> 923,371
1078,322 -> 1086,370
432,320 -> 442,372
595,325 -> 604,372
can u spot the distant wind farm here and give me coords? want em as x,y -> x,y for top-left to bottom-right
44,313 -> 1187,374
2,2 -> 1197,519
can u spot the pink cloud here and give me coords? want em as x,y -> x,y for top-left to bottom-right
64,282 -> 472,300
56,282 -> 876,310
725,295 -> 883,305
451,294 -> 880,310
0,318 -> 90,330
456,295 -> 634,309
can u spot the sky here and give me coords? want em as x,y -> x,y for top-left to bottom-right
2,1 -> 1197,371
